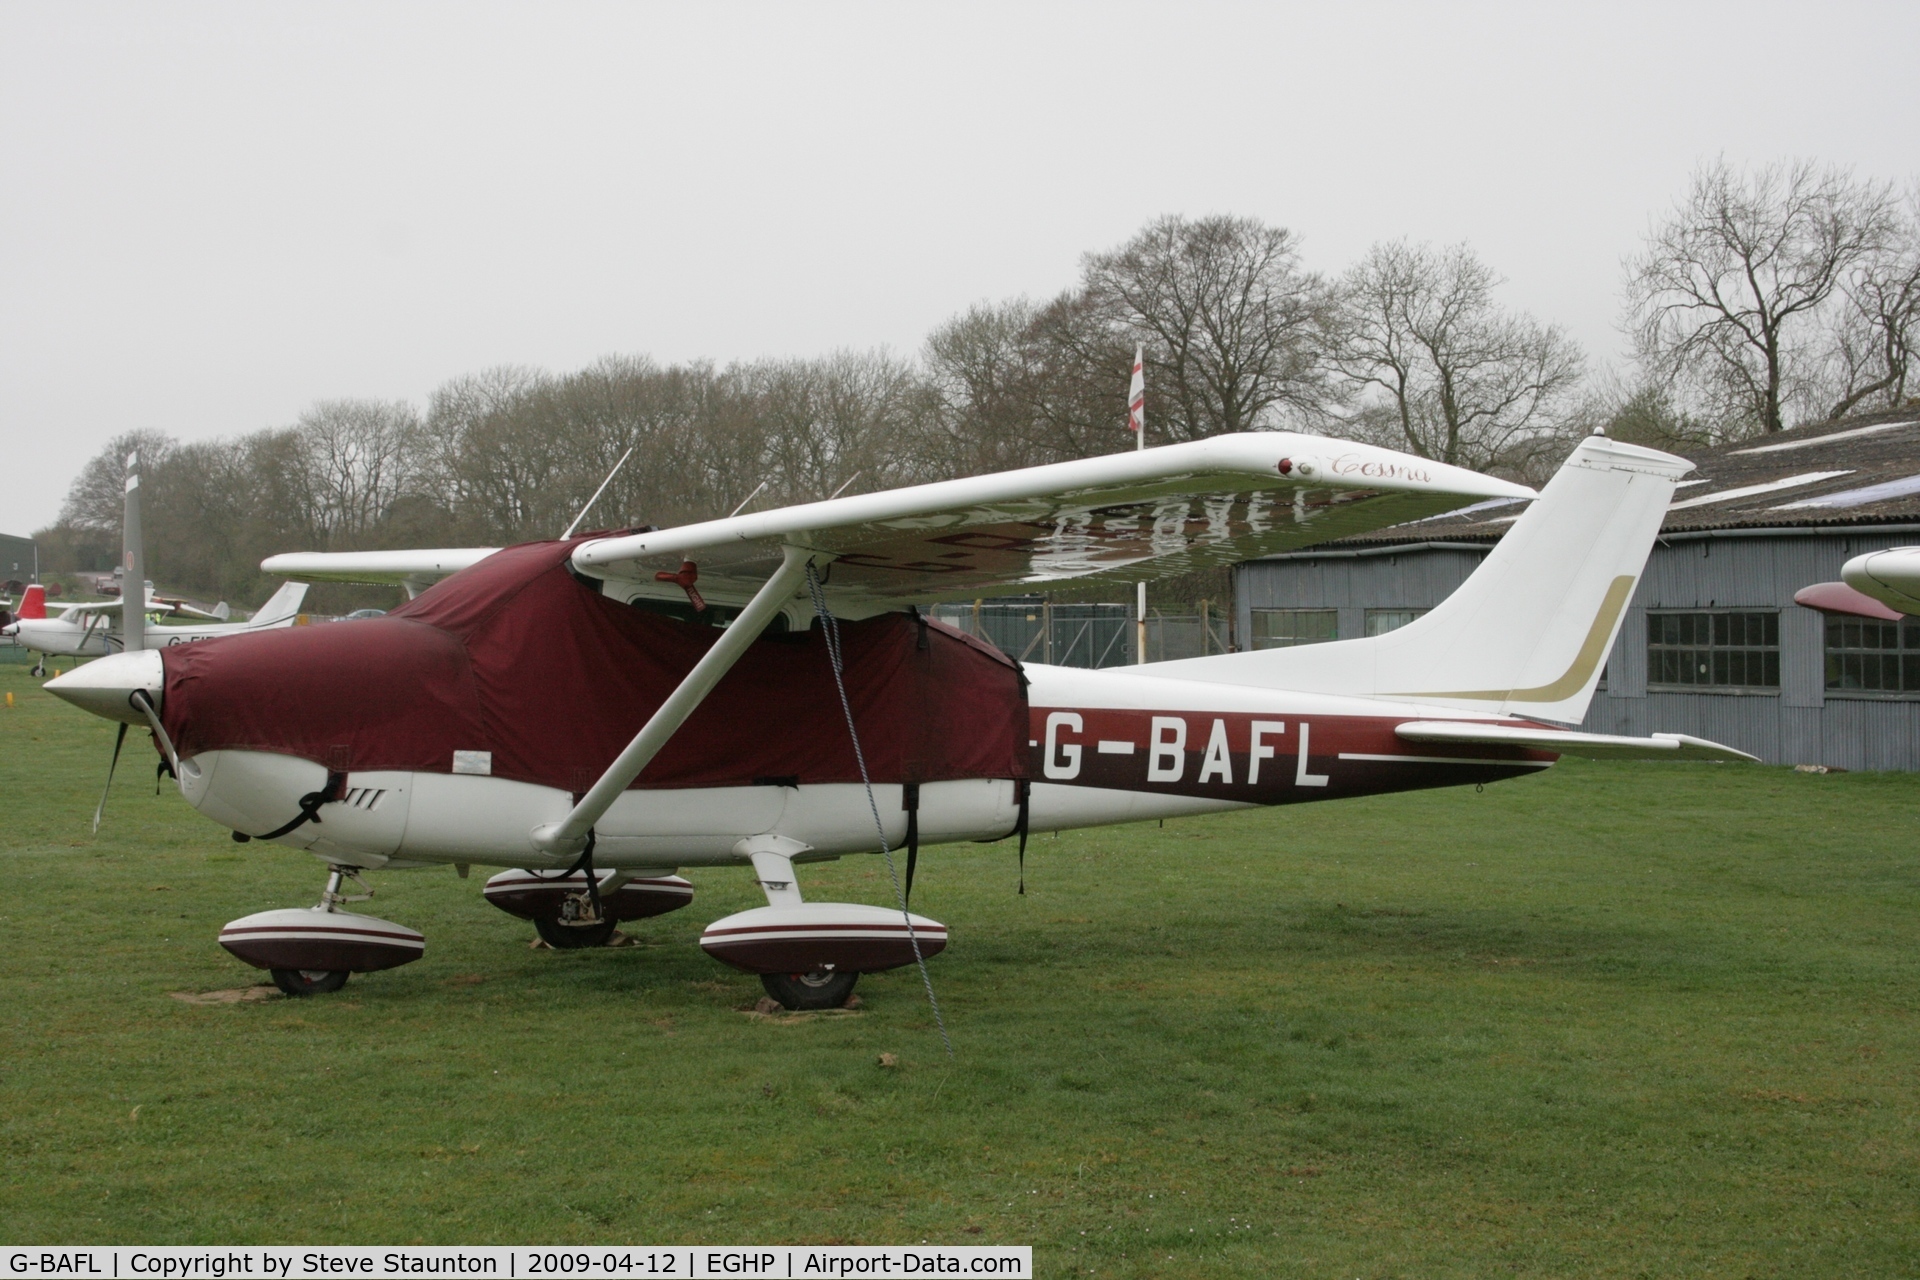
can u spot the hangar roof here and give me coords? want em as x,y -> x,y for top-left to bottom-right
1328,407 -> 1920,548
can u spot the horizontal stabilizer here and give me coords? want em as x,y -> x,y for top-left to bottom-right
1395,721 -> 1757,763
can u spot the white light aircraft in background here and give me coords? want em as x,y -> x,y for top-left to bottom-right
2,582 -> 309,674
2,453 -> 310,675
48,429 -> 1754,1013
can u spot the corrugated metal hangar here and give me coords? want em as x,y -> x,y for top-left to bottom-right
1234,410 -> 1920,771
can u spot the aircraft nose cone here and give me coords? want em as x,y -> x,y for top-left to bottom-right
45,649 -> 165,724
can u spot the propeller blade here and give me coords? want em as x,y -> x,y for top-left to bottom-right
92,722 -> 128,834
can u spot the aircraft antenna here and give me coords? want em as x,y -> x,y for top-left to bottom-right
561,446 -> 635,540
728,480 -> 770,518
805,561 -> 954,1060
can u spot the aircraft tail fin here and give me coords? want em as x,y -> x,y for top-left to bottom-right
248,581 -> 309,627
17,584 -> 46,620
1151,434 -> 1692,725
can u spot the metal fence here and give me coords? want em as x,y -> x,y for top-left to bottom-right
929,598 -> 1234,667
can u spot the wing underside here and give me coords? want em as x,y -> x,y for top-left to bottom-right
253,436 -> 1534,605
575,434 -> 1536,606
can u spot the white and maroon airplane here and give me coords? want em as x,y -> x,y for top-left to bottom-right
2,450 -> 310,675
47,430 -> 1752,1007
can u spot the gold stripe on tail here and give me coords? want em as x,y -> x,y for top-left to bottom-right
1389,574 -> 1635,703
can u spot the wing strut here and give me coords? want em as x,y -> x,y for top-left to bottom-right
529,545 -> 812,858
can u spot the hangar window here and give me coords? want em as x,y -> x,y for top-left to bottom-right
1647,611 -> 1778,691
1824,617 -> 1920,695
1364,608 -> 1428,636
1250,608 -> 1338,649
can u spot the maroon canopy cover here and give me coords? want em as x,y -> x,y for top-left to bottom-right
159,539 -> 1030,790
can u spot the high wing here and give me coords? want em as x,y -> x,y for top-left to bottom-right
260,548 -> 502,595
570,433 -> 1535,606
1396,721 -> 1758,763
153,597 -> 227,621
56,595 -> 204,618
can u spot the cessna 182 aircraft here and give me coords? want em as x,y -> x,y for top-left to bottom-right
3,580 -> 310,674
3,452 -> 310,675
47,429 -> 1753,1008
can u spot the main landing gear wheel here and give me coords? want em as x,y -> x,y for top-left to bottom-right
30,662 -> 46,678
534,916 -> 618,950
271,968 -> 350,997
761,969 -> 859,1011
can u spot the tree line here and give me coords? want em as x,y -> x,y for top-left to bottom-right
41,158 -> 1919,610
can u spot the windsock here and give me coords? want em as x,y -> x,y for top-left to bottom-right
1127,346 -> 1144,436
123,452 -> 144,654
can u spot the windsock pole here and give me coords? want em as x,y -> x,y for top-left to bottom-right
1129,347 -> 1147,664
122,452 -> 144,656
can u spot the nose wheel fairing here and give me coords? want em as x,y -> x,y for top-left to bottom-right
218,866 -> 424,993
218,906 -> 424,975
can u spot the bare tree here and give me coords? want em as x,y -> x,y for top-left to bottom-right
58,429 -> 177,531
922,299 -> 1057,474
297,400 -> 425,544
1823,190 -> 1920,418
1081,214 -> 1335,441
1626,159 -> 1898,436
748,350 -> 929,505
1332,241 -> 1585,471
424,367 -> 566,541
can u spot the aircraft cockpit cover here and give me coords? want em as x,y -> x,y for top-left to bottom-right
157,539 -> 1029,791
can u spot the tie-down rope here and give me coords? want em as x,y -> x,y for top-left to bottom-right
805,561 -> 953,1060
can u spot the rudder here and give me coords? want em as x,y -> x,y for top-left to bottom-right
247,581 -> 310,626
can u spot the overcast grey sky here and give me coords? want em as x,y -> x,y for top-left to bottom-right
2,1 -> 1914,533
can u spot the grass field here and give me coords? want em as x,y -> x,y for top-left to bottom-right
2,660 -> 1917,1275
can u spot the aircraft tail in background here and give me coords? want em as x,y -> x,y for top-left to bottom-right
246,581 -> 309,627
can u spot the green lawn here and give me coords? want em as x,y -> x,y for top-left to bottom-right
1,662 -> 1916,1276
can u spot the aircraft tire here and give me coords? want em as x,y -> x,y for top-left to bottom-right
534,917 -> 617,949
271,968 -> 350,997
761,969 -> 859,1011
